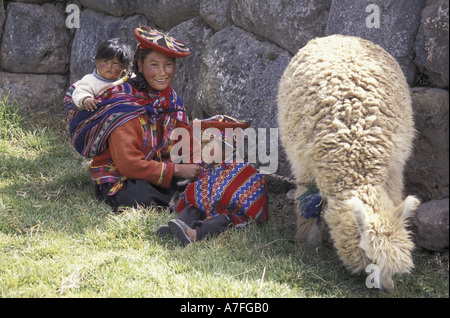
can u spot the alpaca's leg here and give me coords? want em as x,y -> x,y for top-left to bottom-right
295,215 -> 321,244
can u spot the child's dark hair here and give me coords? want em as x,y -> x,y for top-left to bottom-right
94,38 -> 133,75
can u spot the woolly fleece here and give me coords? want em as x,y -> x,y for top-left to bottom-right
277,35 -> 420,291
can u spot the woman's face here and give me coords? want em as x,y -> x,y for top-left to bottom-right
138,50 -> 175,91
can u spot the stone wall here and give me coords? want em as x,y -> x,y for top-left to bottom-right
0,1 -> 448,211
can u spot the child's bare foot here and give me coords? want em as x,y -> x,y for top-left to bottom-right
186,227 -> 197,240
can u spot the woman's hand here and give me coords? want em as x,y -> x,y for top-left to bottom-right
174,164 -> 202,181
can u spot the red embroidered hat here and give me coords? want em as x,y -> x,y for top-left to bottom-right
134,25 -> 190,58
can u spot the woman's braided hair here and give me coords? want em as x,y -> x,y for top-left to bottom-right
127,47 -> 153,91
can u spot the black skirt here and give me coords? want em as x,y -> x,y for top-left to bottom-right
95,178 -> 186,211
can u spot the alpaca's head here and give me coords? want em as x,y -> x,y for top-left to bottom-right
349,195 -> 420,292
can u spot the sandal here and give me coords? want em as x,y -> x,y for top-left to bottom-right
156,224 -> 171,237
168,219 -> 194,247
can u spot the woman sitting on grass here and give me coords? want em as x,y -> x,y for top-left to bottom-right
64,26 -> 201,211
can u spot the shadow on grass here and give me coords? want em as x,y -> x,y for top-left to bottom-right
0,104 -> 448,297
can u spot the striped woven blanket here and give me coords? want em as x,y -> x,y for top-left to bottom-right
63,82 -> 186,158
177,162 -> 269,225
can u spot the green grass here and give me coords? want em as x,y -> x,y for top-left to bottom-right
0,95 -> 448,298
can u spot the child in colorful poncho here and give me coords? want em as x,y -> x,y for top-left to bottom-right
158,116 -> 269,246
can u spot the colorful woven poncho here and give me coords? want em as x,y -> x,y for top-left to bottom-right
63,82 -> 186,158
176,162 -> 269,225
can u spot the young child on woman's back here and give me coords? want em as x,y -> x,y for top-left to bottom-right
72,38 -> 133,111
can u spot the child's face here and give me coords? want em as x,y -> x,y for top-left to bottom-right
96,57 -> 125,80
201,135 -> 235,164
201,136 -> 223,164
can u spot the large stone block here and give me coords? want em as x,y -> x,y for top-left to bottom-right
0,0 -> 5,40
79,0 -> 136,17
137,0 -> 201,30
415,0 -> 449,88
69,9 -> 149,83
404,87 -> 449,202
413,198 -> 449,252
8,0 -> 67,2
230,0 -> 332,55
0,2 -> 70,74
169,17 -> 214,118
325,0 -> 425,85
0,71 -> 68,111
194,26 -> 292,174
79,0 -> 200,30
200,0 -> 232,32
195,26 -> 291,129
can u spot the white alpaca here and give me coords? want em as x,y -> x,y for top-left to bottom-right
277,35 -> 420,292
